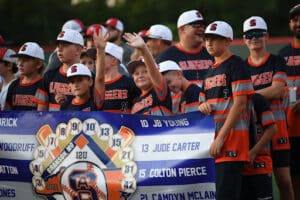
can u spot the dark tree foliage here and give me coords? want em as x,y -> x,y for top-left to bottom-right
0,0 -> 298,46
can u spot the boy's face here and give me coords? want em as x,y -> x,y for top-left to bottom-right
57,41 -> 82,64
132,65 -> 152,90
289,15 -> 300,38
18,57 -> 41,76
205,35 -> 228,57
243,31 -> 267,51
163,71 -> 182,94
68,76 -> 92,97
80,56 -> 95,72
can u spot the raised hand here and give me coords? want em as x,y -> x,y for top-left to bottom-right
123,32 -> 146,50
93,28 -> 108,51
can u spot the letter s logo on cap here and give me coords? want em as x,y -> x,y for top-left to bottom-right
71,65 -> 77,73
58,31 -> 65,38
210,23 -> 218,31
20,44 -> 27,52
250,19 -> 256,27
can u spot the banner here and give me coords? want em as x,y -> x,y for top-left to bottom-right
0,111 -> 216,200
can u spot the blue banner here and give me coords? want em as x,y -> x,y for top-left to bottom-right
0,111 -> 216,200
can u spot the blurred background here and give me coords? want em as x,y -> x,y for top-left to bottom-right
0,0 -> 299,58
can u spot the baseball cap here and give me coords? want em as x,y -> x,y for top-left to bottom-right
62,19 -> 85,32
177,10 -> 204,28
243,16 -> 267,33
138,29 -> 148,38
86,24 -> 107,37
67,63 -> 92,78
11,42 -> 45,60
159,60 -> 182,73
105,18 -> 124,32
205,21 -> 233,40
127,58 -> 145,74
104,42 -> 123,62
57,29 -> 84,47
289,4 -> 300,19
0,48 -> 17,64
145,24 -> 173,41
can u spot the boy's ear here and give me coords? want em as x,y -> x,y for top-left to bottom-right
89,78 -> 93,87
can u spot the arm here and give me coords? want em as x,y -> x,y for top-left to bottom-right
249,123 -> 277,163
210,95 -> 247,157
123,33 -> 163,88
256,81 -> 285,100
92,29 -> 107,108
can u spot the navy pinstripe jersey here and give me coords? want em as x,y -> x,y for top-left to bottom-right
35,67 -> 73,111
131,80 -> 172,116
5,77 -> 43,110
60,95 -> 99,111
244,93 -> 275,175
278,44 -> 300,104
245,53 -> 289,151
156,44 -> 214,88
103,74 -> 140,113
178,83 -> 202,114
200,55 -> 254,163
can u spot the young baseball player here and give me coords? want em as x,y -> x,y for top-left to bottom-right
278,4 -> 300,199
123,32 -> 172,116
198,21 -> 254,200
94,31 -> 139,113
0,48 -> 18,110
5,42 -> 44,110
241,93 -> 277,200
35,29 -> 84,111
243,16 -> 294,200
158,60 -> 202,114
60,63 -> 104,111
80,48 -> 96,73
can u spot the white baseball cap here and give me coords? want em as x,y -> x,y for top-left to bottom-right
105,42 -> 123,62
11,42 -> 45,60
205,21 -> 233,40
0,48 -> 17,64
105,18 -> 124,32
62,19 -> 85,32
57,29 -> 84,47
67,63 -> 92,78
177,10 -> 204,28
159,60 -> 182,73
243,16 -> 267,33
146,24 -> 173,42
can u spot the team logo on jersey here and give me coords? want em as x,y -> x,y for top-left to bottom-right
250,19 -> 256,27
31,118 -> 137,200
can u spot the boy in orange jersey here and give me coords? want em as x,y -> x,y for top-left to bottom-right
158,60 -> 202,114
243,16 -> 294,200
35,29 -> 84,111
123,33 -> 172,115
5,42 -> 44,110
241,93 -> 277,200
199,21 -> 254,200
